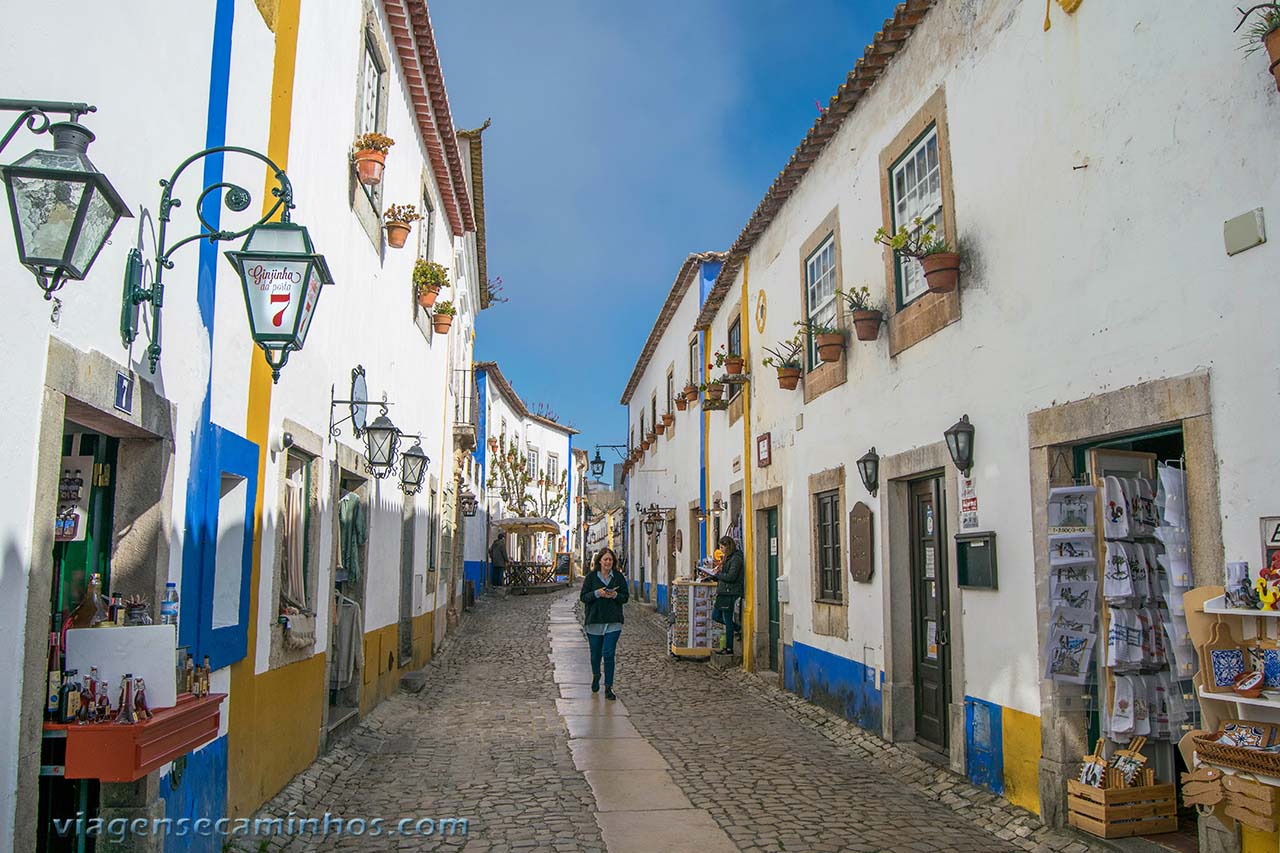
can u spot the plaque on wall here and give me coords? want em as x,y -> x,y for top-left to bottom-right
848,501 -> 874,583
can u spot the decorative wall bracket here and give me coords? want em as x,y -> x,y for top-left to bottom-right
328,365 -> 391,440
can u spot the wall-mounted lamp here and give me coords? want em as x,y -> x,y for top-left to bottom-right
857,447 -> 880,497
399,439 -> 429,495
944,414 -> 975,478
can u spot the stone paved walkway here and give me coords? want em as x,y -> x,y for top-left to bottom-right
237,591 -> 1101,852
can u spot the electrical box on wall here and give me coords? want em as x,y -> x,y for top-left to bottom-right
1224,208 -> 1266,256
955,531 -> 998,589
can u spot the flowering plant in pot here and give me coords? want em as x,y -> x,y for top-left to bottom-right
837,285 -> 884,342
1237,4 -> 1280,91
875,218 -> 960,294
711,343 -> 744,376
383,203 -> 421,249
796,320 -> 844,363
413,259 -> 450,308
432,300 -> 456,334
702,372 -> 727,401
762,332 -> 804,390
352,132 -> 395,187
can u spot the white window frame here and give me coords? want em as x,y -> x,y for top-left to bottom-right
890,125 -> 942,307
527,447 -> 539,479
546,453 -> 559,483
804,235 -> 837,370
359,36 -> 384,138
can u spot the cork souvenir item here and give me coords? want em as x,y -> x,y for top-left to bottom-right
1079,739 -> 1107,787
1201,621 -> 1246,693
1181,766 -> 1224,807
1110,736 -> 1148,786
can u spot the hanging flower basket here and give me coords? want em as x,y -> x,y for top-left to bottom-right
413,259 -> 450,308
704,382 -> 725,401
816,332 -> 845,363
655,423 -> 666,436
920,253 -> 961,294
684,385 -> 699,403
432,300 -> 456,334
383,203 -> 420,251
776,367 -> 801,390
725,355 -> 745,375
352,133 -> 395,187
675,396 -> 688,412
662,412 -> 675,427
416,284 -> 442,308
852,309 -> 884,342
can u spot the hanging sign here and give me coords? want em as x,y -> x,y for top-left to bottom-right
848,502 -> 874,583
960,476 -> 979,531
756,432 -> 772,468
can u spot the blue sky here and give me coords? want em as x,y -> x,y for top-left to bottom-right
431,1 -> 895,460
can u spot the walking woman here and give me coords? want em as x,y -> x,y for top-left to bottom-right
580,547 -> 629,699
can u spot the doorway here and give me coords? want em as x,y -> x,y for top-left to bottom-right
327,470 -> 369,741
766,507 -> 780,671
398,500 -> 415,667
910,476 -> 950,751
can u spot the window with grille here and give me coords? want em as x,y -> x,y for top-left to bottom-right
804,236 -> 837,370
890,125 -> 942,306
815,489 -> 842,602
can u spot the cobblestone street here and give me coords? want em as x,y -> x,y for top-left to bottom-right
242,592 -> 1097,852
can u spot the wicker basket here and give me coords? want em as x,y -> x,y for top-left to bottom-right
1194,726 -> 1280,776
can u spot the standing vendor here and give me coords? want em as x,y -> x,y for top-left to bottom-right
713,535 -> 744,655
489,534 -> 508,586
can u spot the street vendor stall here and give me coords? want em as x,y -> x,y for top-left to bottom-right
668,579 -> 721,659
495,516 -> 569,594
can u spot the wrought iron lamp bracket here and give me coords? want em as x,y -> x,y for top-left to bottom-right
119,145 -> 295,374
0,99 -> 95,157
328,387 -> 391,440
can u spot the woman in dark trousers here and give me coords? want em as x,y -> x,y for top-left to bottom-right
713,536 -> 744,655
580,547 -> 629,699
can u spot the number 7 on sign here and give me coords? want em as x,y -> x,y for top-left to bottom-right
270,293 -> 290,327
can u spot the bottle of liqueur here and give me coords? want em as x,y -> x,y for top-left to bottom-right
69,573 -> 110,628
115,674 -> 138,724
59,670 -> 81,724
45,630 -> 61,721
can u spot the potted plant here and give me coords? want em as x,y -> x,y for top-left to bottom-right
488,436 -> 499,453
711,343 -> 744,376
352,132 -> 395,187
383,204 -> 420,249
797,320 -> 844,363
413,259 -> 450,308
683,380 -> 699,402
655,421 -> 667,436
703,376 -> 726,402
1238,4 -> 1280,90
675,395 -> 688,411
875,218 -> 961,294
837,285 -> 884,342
432,300 -> 456,334
762,333 -> 804,390
662,411 -> 675,427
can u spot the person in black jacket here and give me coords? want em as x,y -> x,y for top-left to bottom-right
579,547 -> 629,699
713,536 -> 745,655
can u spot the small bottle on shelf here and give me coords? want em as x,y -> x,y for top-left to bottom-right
45,630 -> 61,722
69,573 -> 110,628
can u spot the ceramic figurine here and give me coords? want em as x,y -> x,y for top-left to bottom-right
1259,577 -> 1280,611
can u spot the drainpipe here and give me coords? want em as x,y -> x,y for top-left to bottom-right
738,257 -> 756,672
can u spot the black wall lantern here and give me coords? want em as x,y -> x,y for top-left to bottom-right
857,447 -> 880,497
0,100 -> 131,298
364,415 -> 402,478
119,144 -> 331,382
944,414 -> 975,477
460,489 -> 478,517
399,440 -> 429,495
643,516 -> 656,536
590,450 -> 605,479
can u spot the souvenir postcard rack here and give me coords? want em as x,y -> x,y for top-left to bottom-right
668,579 -> 720,659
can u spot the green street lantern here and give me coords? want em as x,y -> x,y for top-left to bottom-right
399,440 -> 429,495
1,122 -> 131,298
224,220 -> 333,382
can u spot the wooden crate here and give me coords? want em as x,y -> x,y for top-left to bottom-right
1067,779 -> 1179,839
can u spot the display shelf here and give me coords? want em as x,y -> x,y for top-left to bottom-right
43,692 -> 224,782
1198,686 -> 1280,710
1201,595 -> 1280,617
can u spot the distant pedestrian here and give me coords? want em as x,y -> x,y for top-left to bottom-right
713,536 -> 744,655
489,534 -> 508,586
580,547 -> 628,700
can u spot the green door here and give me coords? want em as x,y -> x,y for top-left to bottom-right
766,508 -> 780,670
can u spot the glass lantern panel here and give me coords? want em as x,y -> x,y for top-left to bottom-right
239,258 -> 311,343
367,428 -> 397,467
401,454 -> 426,488
295,269 -> 323,347
244,224 -> 308,254
69,183 -> 120,275
10,173 -> 86,263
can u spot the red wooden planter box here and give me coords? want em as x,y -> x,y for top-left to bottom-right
44,693 -> 225,782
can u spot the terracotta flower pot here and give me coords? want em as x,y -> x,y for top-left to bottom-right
646,433 -> 656,445
705,383 -> 724,401
416,285 -> 441,308
816,332 -> 844,363
655,423 -> 666,436
724,356 -> 745,375
852,309 -> 883,342
353,148 -> 386,187
662,413 -> 674,427
385,222 -> 411,249
776,367 -> 801,391
920,252 -> 961,294
675,397 -> 688,411
684,386 -> 698,402
1267,28 -> 1280,91
432,313 -> 454,334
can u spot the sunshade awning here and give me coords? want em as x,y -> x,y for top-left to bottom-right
494,516 -> 561,534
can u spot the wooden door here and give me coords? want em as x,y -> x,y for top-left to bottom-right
910,477 -> 950,750
766,508 -> 780,671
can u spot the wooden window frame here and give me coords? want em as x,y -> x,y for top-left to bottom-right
798,208 -> 847,404
878,88 -> 960,357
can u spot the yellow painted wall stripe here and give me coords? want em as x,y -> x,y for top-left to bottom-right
228,0 -> 303,818
1000,706 -> 1041,816
739,258 -> 755,672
